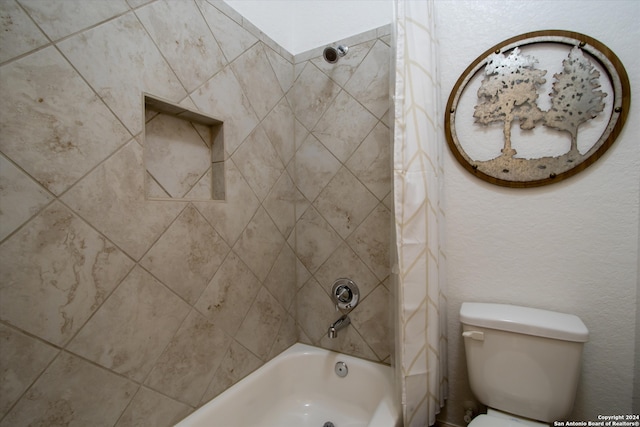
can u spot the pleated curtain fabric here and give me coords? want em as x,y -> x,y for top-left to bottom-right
392,1 -> 448,425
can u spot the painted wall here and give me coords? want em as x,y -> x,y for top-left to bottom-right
223,0 -> 392,54
437,1 -> 640,425
636,195 -> 640,414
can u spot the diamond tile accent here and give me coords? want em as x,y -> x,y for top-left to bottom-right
196,0 -> 258,63
136,0 -> 227,92
312,90 -> 378,163
346,203 -> 390,281
350,284 -> 391,360
194,252 -> 261,337
0,47 -> 131,195
0,352 -> 137,427
231,43 -> 284,120
144,310 -> 231,406
235,287 -> 286,360
57,13 -> 187,136
140,205 -> 230,304
314,167 -> 379,239
294,118 -> 309,152
19,0 -> 129,41
296,206 -> 342,274
267,313 -> 298,359
191,67 -> 259,155
263,244 -> 297,311
0,324 -> 58,415
0,154 -> 53,241
144,113 -> 212,199
192,159 -> 260,246
0,202 -> 134,346
287,63 -> 340,130
264,46 -> 295,93
262,97 -> 296,166
294,278 -> 335,342
184,168 -> 215,200
263,171 -> 297,238
345,40 -> 390,119
294,134 -> 341,202
115,387 -> 191,427
233,207 -> 285,282
0,0 -> 48,63
346,121 -> 391,200
232,126 -> 285,202
67,267 -> 190,382
202,340 -> 262,402
61,141 -> 186,261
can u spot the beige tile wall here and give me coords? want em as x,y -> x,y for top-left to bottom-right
0,0 -> 391,425
291,33 -> 393,362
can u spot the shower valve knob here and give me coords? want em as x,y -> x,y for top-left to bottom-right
331,278 -> 359,311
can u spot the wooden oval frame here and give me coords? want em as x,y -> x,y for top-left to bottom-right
444,30 -> 630,188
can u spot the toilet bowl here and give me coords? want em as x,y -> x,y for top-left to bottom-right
460,303 -> 589,426
469,409 -> 549,427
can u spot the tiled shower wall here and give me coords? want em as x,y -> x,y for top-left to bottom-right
0,0 -> 391,425
291,35 -> 392,361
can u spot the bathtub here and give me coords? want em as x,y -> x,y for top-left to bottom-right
175,343 -> 401,427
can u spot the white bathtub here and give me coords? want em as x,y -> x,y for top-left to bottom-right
175,343 -> 401,427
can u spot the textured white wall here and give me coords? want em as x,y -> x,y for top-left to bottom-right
222,0 -> 392,54
636,186 -> 640,413
438,0 -> 640,424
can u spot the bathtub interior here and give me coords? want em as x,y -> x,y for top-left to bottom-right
175,343 -> 401,427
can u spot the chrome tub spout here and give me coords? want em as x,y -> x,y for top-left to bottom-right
328,314 -> 351,339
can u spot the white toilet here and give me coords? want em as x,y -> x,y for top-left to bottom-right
460,302 -> 589,426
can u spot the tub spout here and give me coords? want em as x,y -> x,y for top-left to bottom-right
328,314 -> 350,339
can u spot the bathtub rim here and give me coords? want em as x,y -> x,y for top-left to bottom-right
174,342 -> 401,427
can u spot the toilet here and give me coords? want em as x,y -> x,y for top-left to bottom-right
460,302 -> 589,426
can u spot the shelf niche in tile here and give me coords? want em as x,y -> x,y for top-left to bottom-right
144,94 -> 224,201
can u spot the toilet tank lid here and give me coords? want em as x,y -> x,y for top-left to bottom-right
460,303 -> 589,342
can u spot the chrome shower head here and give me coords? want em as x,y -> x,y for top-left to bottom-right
323,45 -> 349,64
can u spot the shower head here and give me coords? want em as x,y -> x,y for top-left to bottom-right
323,45 -> 349,64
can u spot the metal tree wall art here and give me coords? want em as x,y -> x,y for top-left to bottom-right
545,47 -> 607,155
445,31 -> 630,188
474,47 -> 547,158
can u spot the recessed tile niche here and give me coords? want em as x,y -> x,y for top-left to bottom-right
144,94 -> 224,201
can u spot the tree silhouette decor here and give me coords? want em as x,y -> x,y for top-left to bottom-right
473,47 -> 546,158
444,31 -> 630,188
545,46 -> 607,156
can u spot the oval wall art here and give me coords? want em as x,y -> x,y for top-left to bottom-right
444,30 -> 630,188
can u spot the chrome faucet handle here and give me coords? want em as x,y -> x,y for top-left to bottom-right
331,278 -> 359,311
336,287 -> 351,302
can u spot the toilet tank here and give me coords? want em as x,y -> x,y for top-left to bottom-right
460,303 -> 589,423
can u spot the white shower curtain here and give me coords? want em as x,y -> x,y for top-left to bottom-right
392,1 -> 448,426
